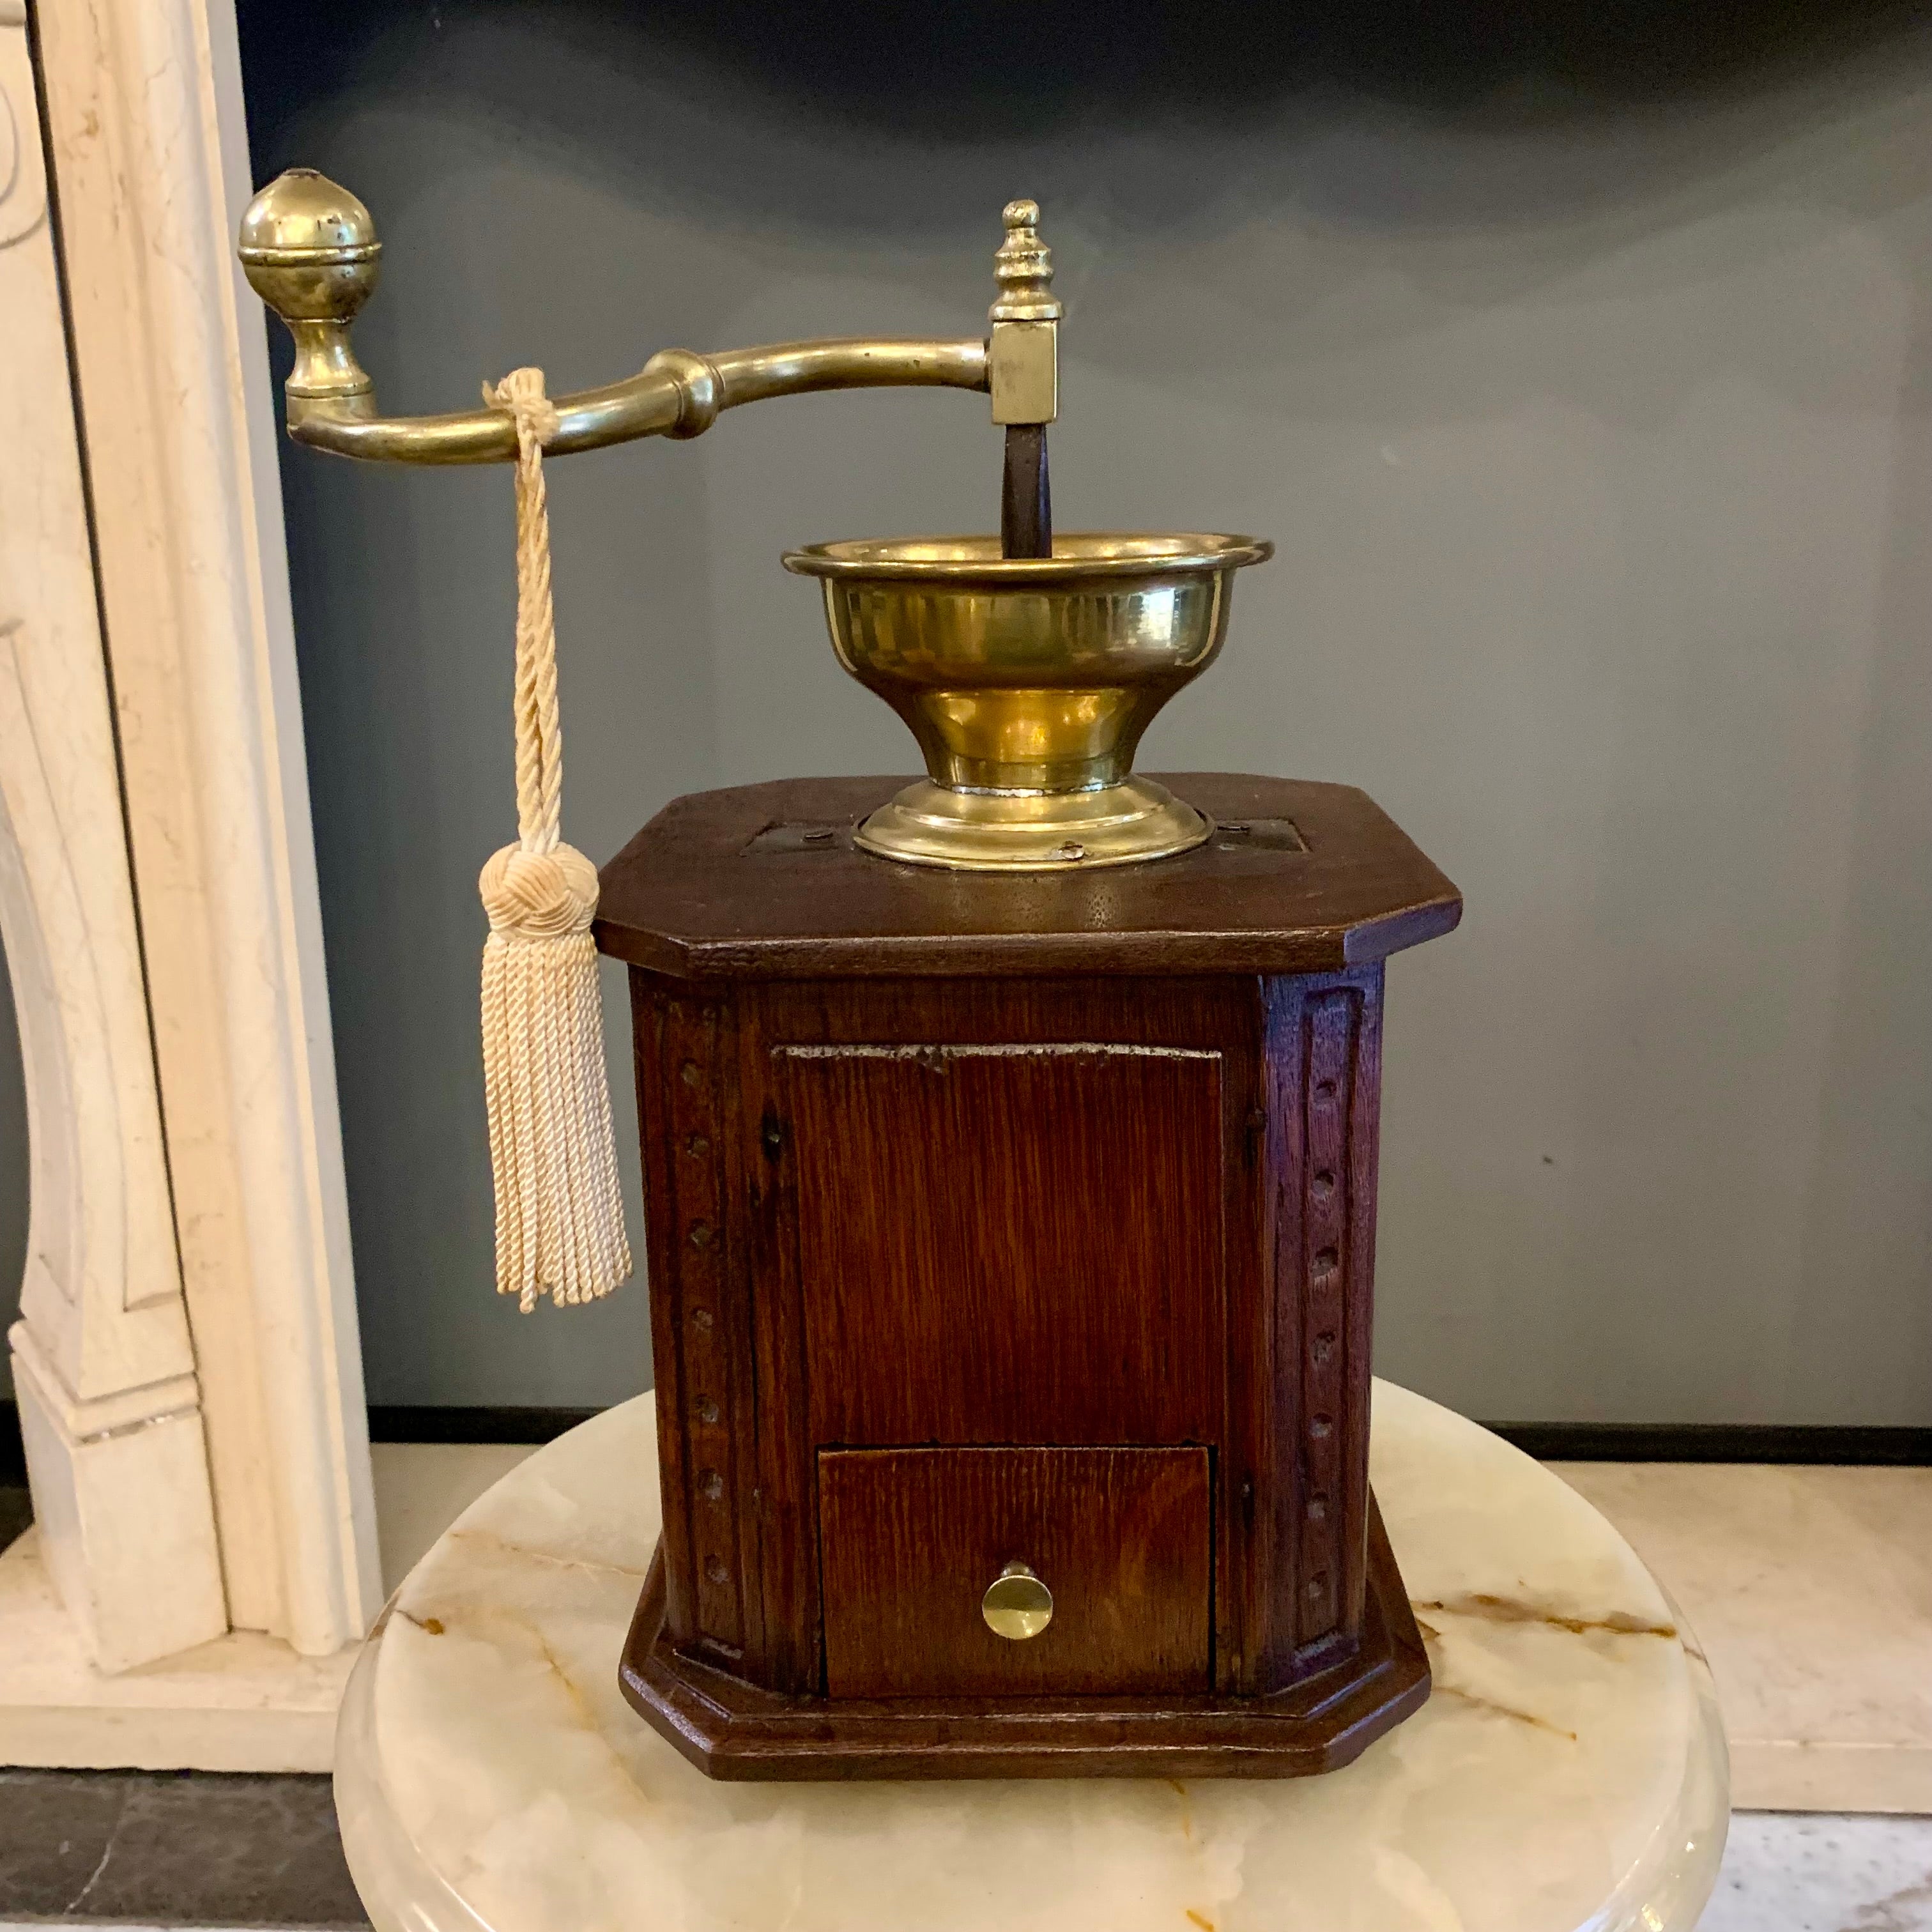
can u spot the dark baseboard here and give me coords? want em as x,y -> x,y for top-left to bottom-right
374,1408 -> 1932,1464
365,1403 -> 604,1445
1,1400 -> 1928,1477
1486,1420 -> 1932,1464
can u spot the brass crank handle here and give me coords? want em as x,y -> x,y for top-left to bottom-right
237,171 -> 1060,466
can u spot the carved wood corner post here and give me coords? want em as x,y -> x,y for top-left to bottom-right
592,773 -> 1459,1780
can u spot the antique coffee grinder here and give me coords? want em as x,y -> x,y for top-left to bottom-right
241,174 -> 1461,1779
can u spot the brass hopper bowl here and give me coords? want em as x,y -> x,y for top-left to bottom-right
784,532 -> 1273,870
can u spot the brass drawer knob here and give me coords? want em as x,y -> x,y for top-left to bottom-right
981,1560 -> 1054,1640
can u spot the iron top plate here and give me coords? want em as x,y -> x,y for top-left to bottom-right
594,773 -> 1461,982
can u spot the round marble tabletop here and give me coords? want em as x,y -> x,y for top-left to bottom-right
335,1384 -> 1728,1932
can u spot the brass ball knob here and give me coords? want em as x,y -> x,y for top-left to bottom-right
237,167 -> 381,327
981,1560 -> 1053,1641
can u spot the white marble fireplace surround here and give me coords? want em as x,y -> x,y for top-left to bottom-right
0,0 -> 379,1747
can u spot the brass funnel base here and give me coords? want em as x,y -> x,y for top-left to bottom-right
783,532 -> 1272,872
856,776 -> 1211,871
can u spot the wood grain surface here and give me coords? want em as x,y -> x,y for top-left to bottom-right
818,1446 -> 1210,1697
595,773 -> 1460,981
785,1041 -> 1223,1447
628,964 -> 1395,1712
618,1494 -> 1429,1780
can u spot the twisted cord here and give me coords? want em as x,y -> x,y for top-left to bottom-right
476,367 -> 631,1312
486,369 -> 564,853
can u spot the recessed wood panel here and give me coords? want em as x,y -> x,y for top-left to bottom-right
782,1043 -> 1223,1446
818,1446 -> 1211,1698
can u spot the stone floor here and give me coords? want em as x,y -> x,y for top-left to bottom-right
0,1767 -> 362,1926
1703,1814 -> 1932,1930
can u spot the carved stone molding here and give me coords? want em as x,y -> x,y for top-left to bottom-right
3,0 -> 380,1667
0,4 -> 226,1670
0,3 -> 45,252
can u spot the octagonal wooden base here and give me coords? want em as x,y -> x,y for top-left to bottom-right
618,1493 -> 1429,1781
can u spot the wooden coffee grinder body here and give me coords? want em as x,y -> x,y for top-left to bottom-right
597,772 -> 1459,1781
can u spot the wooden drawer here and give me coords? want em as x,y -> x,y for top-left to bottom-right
818,1446 -> 1211,1698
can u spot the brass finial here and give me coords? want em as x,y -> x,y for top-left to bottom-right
990,198 -> 1062,324
238,168 -> 381,411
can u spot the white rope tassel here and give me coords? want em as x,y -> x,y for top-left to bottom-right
478,367 -> 632,1313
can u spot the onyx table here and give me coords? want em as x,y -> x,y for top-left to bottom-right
334,1383 -> 1729,1932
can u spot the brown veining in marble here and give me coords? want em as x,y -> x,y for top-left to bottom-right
1429,1683 -> 1579,1741
447,1527 -> 650,1581
392,1598 -> 610,1750
1414,1593 -> 1675,1641
1414,1616 -> 1579,1739
1166,1780 -> 1194,1841
529,1625 -> 602,1736
408,1600 -> 641,1776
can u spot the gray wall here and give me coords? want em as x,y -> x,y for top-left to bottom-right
236,0 -> 1932,1422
